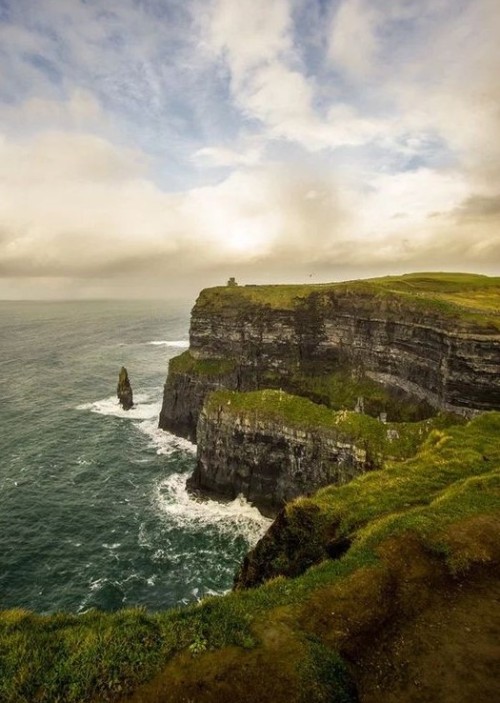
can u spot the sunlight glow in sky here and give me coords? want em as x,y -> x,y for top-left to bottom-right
0,0 -> 499,298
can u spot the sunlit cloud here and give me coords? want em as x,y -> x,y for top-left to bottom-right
0,0 -> 498,299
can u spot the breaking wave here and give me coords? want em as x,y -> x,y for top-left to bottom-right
154,473 -> 271,545
146,340 -> 189,348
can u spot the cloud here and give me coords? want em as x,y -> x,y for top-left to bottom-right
0,89 -> 106,133
445,194 -> 500,224
328,0 -> 500,184
192,143 -> 264,168
0,0 -> 499,298
0,127 -> 349,280
208,0 -> 292,80
1,123 -> 498,292
204,0 -> 387,151
328,0 -> 381,78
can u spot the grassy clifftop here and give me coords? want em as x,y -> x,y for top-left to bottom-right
195,272 -> 500,330
1,412 -> 498,702
205,388 -> 458,462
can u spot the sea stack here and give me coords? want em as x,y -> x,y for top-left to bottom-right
117,366 -> 133,410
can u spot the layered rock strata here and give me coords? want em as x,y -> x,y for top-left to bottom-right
188,399 -> 373,515
159,285 -> 500,440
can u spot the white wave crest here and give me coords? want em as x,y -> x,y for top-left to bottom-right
77,394 -> 159,421
146,340 -> 189,348
77,393 -> 195,457
139,418 -> 196,456
154,473 -> 271,545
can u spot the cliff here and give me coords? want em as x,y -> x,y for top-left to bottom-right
159,272 -> 500,512
1,275 -> 499,702
159,273 -> 500,442
189,389 -> 455,514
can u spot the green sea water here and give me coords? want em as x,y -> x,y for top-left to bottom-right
0,300 -> 270,614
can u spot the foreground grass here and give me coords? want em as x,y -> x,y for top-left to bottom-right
195,272 -> 500,330
1,413 -> 499,702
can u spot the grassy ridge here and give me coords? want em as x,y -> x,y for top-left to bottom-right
277,367 -> 434,421
195,272 -> 500,330
206,388 -> 460,462
1,412 -> 499,702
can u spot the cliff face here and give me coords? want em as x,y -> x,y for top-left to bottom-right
158,366 -> 238,442
189,398 -> 373,514
189,289 -> 500,412
160,280 -> 500,440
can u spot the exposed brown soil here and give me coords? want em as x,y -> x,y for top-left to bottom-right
123,524 -> 500,703
354,567 -> 500,703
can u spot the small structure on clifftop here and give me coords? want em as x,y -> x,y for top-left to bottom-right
117,366 -> 134,410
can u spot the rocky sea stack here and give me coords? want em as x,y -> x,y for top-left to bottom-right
117,366 -> 133,410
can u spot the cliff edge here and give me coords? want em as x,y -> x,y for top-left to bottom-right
160,273 -> 500,441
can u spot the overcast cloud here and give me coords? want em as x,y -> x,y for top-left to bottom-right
0,0 -> 499,298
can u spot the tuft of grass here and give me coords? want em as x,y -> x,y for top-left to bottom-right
299,638 -> 358,703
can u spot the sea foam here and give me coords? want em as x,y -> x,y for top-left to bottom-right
146,340 -> 189,348
138,418 -> 195,456
77,393 -> 195,455
154,473 -> 271,545
77,393 -> 158,420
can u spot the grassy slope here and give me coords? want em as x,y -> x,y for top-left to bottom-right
1,412 -> 499,702
205,388 -> 460,462
195,272 -> 500,330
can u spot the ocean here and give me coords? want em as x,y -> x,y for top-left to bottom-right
0,300 -> 270,614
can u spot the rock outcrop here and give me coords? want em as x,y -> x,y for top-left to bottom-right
117,366 -> 133,410
189,395 -> 374,515
188,389 -> 453,514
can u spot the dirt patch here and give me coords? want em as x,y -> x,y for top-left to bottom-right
353,566 -> 500,703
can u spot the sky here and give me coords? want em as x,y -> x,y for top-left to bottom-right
0,0 -> 499,299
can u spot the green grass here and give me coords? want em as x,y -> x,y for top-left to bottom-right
1,412 -> 499,702
206,388 -> 459,462
195,272 -> 500,330
168,350 -> 238,377
264,367 -> 435,421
